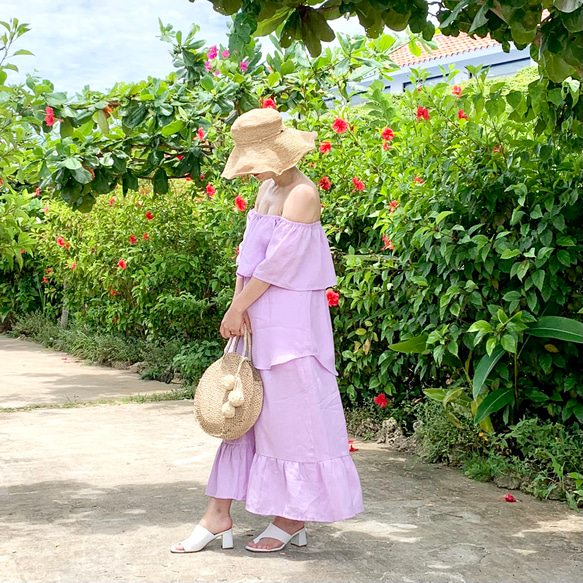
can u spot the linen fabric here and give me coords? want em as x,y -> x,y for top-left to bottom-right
205,209 -> 364,522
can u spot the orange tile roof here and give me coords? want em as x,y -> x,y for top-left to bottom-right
391,32 -> 499,67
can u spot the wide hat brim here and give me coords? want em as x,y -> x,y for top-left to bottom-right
221,127 -> 318,180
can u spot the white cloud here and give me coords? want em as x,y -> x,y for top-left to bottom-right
0,1 -> 368,96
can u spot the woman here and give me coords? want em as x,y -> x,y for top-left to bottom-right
171,107 -> 363,554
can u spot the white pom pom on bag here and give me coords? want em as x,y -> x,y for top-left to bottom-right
194,326 -> 263,440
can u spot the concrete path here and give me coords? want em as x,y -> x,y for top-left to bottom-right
1,334 -> 582,583
0,336 -> 173,408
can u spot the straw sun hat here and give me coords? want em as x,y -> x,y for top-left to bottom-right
221,108 -> 318,179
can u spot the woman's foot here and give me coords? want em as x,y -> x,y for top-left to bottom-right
247,516 -> 305,551
172,515 -> 233,552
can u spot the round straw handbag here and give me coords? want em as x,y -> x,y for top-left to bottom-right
194,327 -> 263,440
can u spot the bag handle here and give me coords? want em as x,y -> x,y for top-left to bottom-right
223,323 -> 252,362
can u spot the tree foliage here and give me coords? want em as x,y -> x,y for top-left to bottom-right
192,0 -> 583,82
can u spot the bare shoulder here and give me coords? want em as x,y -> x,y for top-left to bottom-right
282,182 -> 321,223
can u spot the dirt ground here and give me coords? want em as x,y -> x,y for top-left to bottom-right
1,334 -> 582,583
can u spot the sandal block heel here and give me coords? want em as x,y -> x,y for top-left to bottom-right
291,529 -> 307,547
221,529 -> 234,549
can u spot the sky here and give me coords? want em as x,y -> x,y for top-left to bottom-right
1,0 -> 363,97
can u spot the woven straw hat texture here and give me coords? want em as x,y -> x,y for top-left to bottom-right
194,332 -> 263,440
221,108 -> 317,179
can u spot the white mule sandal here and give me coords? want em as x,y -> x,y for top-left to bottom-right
245,523 -> 307,553
170,525 -> 234,553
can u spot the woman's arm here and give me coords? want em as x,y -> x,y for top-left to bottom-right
234,275 -> 244,298
230,276 -> 270,315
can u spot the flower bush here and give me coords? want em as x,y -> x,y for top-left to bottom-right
2,21 -> 581,433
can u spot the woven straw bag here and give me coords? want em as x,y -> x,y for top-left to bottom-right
194,327 -> 263,440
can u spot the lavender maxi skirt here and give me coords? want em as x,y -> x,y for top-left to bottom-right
206,355 -> 363,522
205,210 -> 364,522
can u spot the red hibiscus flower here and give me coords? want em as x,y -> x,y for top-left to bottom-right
109,198 -> 115,206
185,174 -> 192,181
493,144 -> 502,153
110,288 -> 118,296
319,176 -> 332,191
416,106 -> 430,121
262,97 -> 276,109
145,211 -> 154,220
44,106 -> 55,126
65,243 -> 70,250
113,316 -> 118,324
389,200 -> 399,213
504,493 -> 517,502
326,289 -> 339,306
381,127 -> 394,141
70,262 -> 76,270
42,276 -> 49,284
348,440 -> 359,452
458,109 -> 468,120
332,118 -> 348,134
452,85 -> 462,97
177,154 -> 184,161
352,177 -> 365,191
56,237 -> 66,247
236,245 -> 240,255
383,141 -> 390,151
46,268 -> 52,274
319,141 -> 332,153
118,259 -> 127,269
414,176 -> 424,184
35,187 -> 40,197
206,183 -> 216,197
235,195 -> 247,211
20,248 -> 25,254
374,393 -> 388,407
143,232 -> 150,241
129,235 -> 137,244
197,127 -> 205,140
382,233 -> 394,251
200,173 -> 205,181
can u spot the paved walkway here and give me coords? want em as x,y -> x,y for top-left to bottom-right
1,334 -> 581,583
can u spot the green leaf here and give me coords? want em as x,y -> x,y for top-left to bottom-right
501,333 -> 517,354
435,210 -> 454,225
468,320 -> 493,334
532,270 -> 545,291
161,119 -> 183,136
63,157 -> 82,170
501,248 -> 521,259
525,317 -> 583,343
153,168 -> 168,195
72,166 -> 93,184
123,101 -> 148,128
122,172 -> 138,194
472,345 -> 505,398
96,110 -> 110,135
474,387 -> 514,423
389,335 -> 428,353
553,0 -> 583,13
423,388 -> 447,402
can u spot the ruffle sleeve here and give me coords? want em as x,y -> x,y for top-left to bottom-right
249,219 -> 337,291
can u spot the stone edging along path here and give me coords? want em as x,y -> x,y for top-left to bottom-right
1,334 -> 582,583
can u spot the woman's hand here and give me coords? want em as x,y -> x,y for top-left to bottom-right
220,304 -> 252,339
